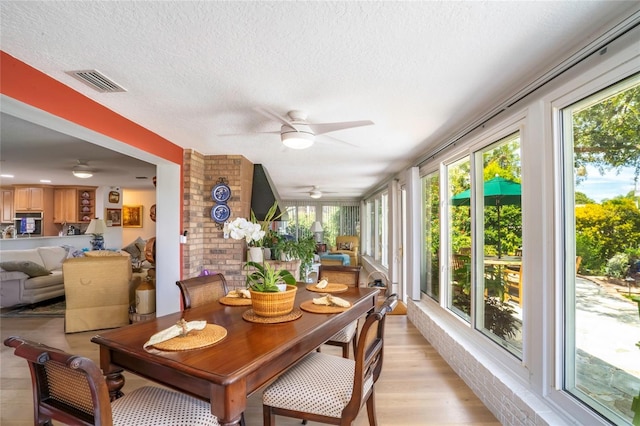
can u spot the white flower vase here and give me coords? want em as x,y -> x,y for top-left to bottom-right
249,246 -> 264,263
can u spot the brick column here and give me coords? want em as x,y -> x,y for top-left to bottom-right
182,150 -> 254,289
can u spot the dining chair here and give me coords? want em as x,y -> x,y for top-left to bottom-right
4,336 -> 220,426
503,264 -> 523,307
262,294 -> 398,426
174,274 -> 248,426
176,273 -> 229,309
318,265 -> 362,358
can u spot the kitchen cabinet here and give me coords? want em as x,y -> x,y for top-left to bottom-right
53,187 -> 96,223
14,187 -> 45,211
1,189 -> 14,223
53,188 -> 78,223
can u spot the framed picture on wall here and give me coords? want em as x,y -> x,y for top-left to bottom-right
108,191 -> 120,204
123,205 -> 143,228
106,208 -> 122,227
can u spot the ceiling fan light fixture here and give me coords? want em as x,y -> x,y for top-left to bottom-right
281,129 -> 314,150
309,189 -> 322,199
72,161 -> 93,179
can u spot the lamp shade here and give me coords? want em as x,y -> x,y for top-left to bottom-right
311,221 -> 323,233
86,219 -> 107,235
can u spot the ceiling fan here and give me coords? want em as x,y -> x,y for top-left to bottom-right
254,107 -> 374,149
309,186 -> 323,199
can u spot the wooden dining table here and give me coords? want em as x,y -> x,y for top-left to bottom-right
91,282 -> 379,426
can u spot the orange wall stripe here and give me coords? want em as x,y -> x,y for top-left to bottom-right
0,51 -> 182,164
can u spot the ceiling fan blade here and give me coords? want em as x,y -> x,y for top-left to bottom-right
308,120 -> 374,135
217,130 -> 280,136
253,106 -> 299,131
320,134 -> 359,148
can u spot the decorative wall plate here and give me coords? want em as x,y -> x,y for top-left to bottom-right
211,204 -> 231,223
211,183 -> 231,203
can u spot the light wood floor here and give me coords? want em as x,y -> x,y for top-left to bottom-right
0,314 -> 500,425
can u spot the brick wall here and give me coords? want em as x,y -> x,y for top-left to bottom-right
182,150 -> 254,289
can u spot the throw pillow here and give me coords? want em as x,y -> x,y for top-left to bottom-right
63,245 -> 85,258
338,242 -> 353,251
122,237 -> 146,259
0,261 -> 51,277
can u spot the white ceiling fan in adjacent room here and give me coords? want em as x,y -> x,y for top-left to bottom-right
309,186 -> 323,199
253,107 -> 374,149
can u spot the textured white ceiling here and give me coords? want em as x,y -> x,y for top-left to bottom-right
0,1 -> 637,198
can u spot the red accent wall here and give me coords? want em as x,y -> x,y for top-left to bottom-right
1,51 -> 185,272
0,51 -> 183,164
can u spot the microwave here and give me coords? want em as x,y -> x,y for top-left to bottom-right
13,212 -> 43,236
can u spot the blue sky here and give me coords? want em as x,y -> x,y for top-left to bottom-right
576,165 -> 638,203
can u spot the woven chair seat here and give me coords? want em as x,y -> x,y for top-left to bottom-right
112,386 -> 219,425
328,321 -> 357,343
263,352 -> 373,419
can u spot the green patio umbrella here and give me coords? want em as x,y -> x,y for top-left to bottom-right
451,176 -> 521,257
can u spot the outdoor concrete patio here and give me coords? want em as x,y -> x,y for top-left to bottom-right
575,276 -> 640,420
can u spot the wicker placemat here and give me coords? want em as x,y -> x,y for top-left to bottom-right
242,307 -> 303,324
150,324 -> 227,351
306,283 -> 348,293
300,300 -> 350,314
219,296 -> 252,306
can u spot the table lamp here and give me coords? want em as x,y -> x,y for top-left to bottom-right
86,218 -> 107,250
311,221 -> 323,243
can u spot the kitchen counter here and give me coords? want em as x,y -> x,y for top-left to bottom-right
0,234 -> 92,250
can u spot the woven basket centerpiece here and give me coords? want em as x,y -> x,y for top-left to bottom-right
249,285 -> 297,318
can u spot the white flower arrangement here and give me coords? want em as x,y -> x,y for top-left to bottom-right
227,217 -> 265,247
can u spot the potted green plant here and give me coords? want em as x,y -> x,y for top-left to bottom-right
244,261 -> 297,317
245,261 -> 296,292
274,236 -> 317,280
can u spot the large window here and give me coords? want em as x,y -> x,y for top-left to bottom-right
447,157 -> 471,321
562,76 -> 640,425
430,132 -> 524,356
421,171 -> 440,301
364,191 -> 388,267
476,134 -> 522,355
283,205 -> 317,240
282,202 -> 359,247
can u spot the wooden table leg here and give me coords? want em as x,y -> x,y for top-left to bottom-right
211,380 -> 245,426
105,369 -> 125,401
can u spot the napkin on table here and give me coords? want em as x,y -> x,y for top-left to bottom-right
316,279 -> 329,289
226,289 -> 251,298
312,294 -> 350,308
143,319 -> 207,349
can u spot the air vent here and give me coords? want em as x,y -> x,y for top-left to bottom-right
66,69 -> 127,93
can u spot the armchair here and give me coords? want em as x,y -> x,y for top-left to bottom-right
330,235 -> 359,266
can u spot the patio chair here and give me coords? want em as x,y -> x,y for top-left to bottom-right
176,273 -> 229,309
4,336 -> 219,426
262,294 -> 398,426
503,264 -> 523,307
318,265 -> 362,358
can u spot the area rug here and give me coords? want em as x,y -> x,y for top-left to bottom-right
0,297 -> 65,318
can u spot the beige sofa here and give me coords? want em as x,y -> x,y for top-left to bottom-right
0,246 -> 67,308
330,235 -> 360,266
63,252 -> 133,333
